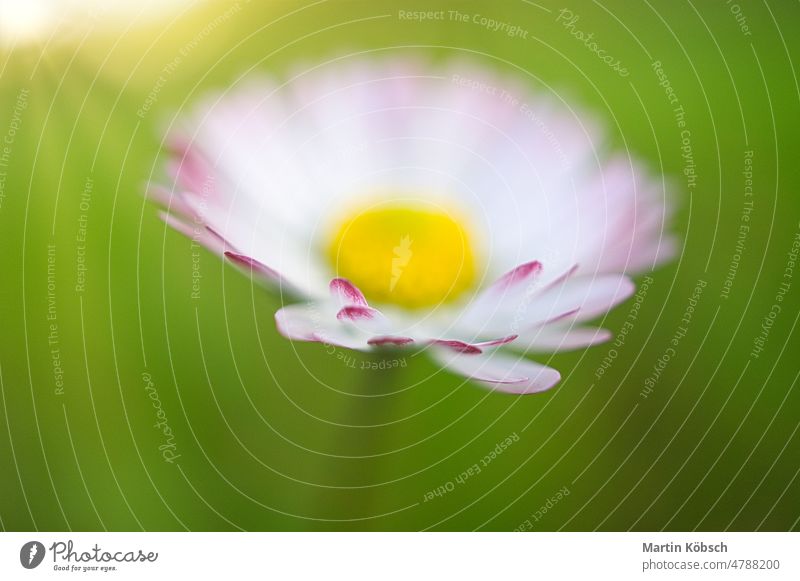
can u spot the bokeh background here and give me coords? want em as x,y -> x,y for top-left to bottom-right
0,0 -> 798,531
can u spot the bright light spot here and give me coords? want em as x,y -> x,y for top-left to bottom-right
0,2 -> 52,41
0,0 -> 195,45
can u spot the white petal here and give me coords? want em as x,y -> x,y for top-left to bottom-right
515,324 -> 612,352
430,348 -> 561,394
458,271 -> 634,336
530,274 -> 635,324
274,303 -> 367,350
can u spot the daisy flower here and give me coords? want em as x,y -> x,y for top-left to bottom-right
151,58 -> 674,394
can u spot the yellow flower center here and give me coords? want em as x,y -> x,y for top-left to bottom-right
326,202 -> 478,308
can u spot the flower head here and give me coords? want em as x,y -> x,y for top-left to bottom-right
152,58 -> 675,394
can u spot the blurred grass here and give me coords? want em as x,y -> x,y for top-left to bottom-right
0,0 -> 798,531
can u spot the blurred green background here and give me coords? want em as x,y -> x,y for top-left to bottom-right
0,0 -> 798,531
